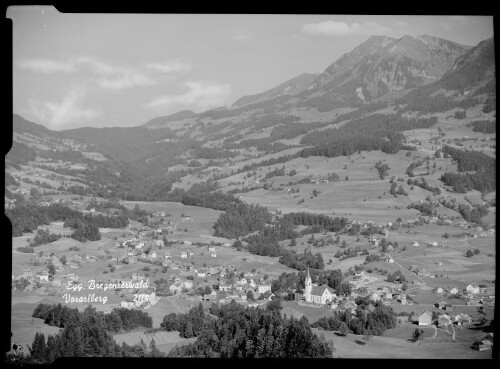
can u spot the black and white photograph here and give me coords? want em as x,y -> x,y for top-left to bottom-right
4,7 -> 496,361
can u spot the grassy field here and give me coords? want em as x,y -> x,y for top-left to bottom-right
121,201 -> 227,243
315,326 -> 491,359
112,330 -> 197,355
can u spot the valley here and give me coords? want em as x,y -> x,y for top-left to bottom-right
6,30 -> 495,360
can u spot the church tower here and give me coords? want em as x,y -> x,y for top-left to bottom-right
304,267 -> 312,302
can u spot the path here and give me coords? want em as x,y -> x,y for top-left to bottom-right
172,218 -> 186,231
165,295 -> 184,314
391,257 -> 426,290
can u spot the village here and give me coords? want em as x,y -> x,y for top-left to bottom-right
12,200 -> 495,330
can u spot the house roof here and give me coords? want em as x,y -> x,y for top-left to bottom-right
310,284 -> 334,296
419,311 -> 432,319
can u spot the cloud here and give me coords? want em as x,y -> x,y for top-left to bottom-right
98,72 -> 155,90
146,60 -> 192,74
76,56 -> 156,90
234,33 -> 252,41
28,86 -> 101,128
147,81 -> 232,112
17,56 -> 159,90
16,58 -> 77,73
301,20 -> 391,37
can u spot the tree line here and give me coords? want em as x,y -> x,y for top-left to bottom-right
312,301 -> 397,336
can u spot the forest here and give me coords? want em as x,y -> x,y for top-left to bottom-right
24,304 -> 160,363
166,301 -> 334,358
299,114 -> 437,159
213,202 -> 272,239
440,145 -> 496,193
467,120 -> 496,133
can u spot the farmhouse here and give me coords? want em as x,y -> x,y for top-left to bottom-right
180,252 -> 188,259
208,245 -> 216,252
466,284 -> 480,294
454,313 -> 472,325
449,287 -> 459,295
411,241 -> 420,247
435,300 -> 447,309
383,255 -> 394,263
434,287 -> 444,294
418,311 -> 433,326
37,273 -> 49,282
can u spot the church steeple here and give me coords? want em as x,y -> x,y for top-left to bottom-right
304,267 -> 312,302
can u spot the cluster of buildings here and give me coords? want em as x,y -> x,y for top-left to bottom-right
416,310 -> 473,327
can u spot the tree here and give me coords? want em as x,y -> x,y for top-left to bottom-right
149,339 -> 164,357
266,299 -> 282,311
290,238 -> 297,247
247,290 -> 255,302
47,263 -> 56,277
411,328 -> 423,343
465,250 -> 474,257
473,249 -> 480,255
60,255 -> 67,265
338,322 -> 349,337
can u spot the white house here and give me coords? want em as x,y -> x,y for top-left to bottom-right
38,274 -> 49,282
197,272 -> 206,278
211,253 -> 217,258
150,252 -> 157,259
257,284 -> 272,294
208,246 -> 216,252
180,252 -> 188,259
466,284 -> 480,294
450,287 -> 459,295
411,241 -> 420,247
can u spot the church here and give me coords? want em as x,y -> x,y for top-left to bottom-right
304,268 -> 336,305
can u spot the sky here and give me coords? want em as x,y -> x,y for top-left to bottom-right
8,7 -> 494,130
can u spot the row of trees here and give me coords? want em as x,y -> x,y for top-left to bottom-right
312,303 -> 397,336
407,177 -> 442,195
32,303 -> 153,332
